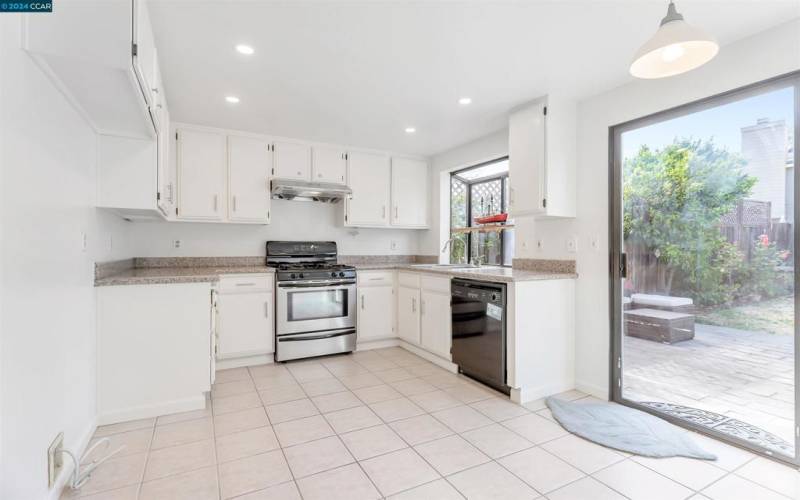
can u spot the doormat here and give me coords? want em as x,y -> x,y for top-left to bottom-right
640,401 -> 793,456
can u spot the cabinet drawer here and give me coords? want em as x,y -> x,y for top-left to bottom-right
398,272 -> 420,288
218,274 -> 273,293
421,275 -> 450,294
358,271 -> 394,287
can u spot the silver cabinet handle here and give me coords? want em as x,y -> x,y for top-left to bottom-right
412,297 -> 416,313
297,171 -> 303,176
265,301 -> 269,318
421,299 -> 425,315
361,294 -> 365,310
151,87 -> 159,94
167,183 -> 174,203
232,196 -> 237,212
395,206 -> 399,219
368,277 -> 383,281
382,206 -> 386,219
213,195 -> 218,212
235,283 -> 256,287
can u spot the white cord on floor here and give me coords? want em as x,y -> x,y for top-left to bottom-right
60,438 -> 126,490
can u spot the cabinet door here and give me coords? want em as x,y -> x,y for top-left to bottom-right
133,0 -> 157,107
391,157 -> 428,227
508,101 -> 546,217
358,286 -> 395,341
397,286 -> 420,345
346,152 -> 391,227
273,141 -> 311,181
217,291 -> 274,359
421,290 -> 452,359
228,135 -> 271,223
312,146 -> 347,185
177,129 -> 226,220
156,102 -> 172,217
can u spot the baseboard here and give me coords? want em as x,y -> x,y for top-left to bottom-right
575,380 -> 610,400
356,338 -> 400,351
51,417 -> 97,500
97,395 -> 206,426
509,379 -> 576,404
398,341 -> 458,373
216,353 -> 273,370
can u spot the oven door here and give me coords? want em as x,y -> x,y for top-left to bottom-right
276,280 -> 356,335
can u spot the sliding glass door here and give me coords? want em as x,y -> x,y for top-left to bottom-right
611,72 -> 800,464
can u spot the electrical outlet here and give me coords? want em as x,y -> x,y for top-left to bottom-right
536,239 -> 544,251
48,432 -> 64,488
81,232 -> 88,252
390,240 -> 398,251
172,239 -> 181,249
591,235 -> 600,251
566,235 -> 578,253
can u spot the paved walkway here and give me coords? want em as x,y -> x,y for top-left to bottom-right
624,323 -> 795,452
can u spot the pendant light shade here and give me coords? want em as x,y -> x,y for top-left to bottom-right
630,1 -> 719,79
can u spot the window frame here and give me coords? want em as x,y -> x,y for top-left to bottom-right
449,156 -> 511,266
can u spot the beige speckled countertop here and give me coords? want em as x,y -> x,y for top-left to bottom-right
353,264 -> 577,282
94,266 -> 275,286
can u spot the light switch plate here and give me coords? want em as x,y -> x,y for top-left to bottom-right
566,235 -> 578,253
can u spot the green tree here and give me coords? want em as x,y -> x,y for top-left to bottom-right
623,138 -> 756,305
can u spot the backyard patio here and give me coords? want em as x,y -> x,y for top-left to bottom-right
623,322 -> 795,456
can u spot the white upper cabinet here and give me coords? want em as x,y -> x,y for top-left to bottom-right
273,141 -> 312,181
508,94 -> 576,218
391,157 -> 429,228
312,146 -> 348,185
228,136 -> 272,223
177,129 -> 227,220
156,103 -> 173,217
132,0 -> 157,109
345,152 -> 391,227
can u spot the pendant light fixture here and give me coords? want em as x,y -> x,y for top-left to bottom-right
630,1 -> 719,79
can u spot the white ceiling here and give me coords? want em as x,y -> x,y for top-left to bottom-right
149,1 -> 800,157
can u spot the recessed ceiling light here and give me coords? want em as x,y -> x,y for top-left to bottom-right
458,97 -> 472,105
225,96 -> 240,104
235,44 -> 254,55
405,127 -> 416,134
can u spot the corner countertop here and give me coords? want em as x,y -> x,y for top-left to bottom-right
94,265 -> 274,287
353,263 -> 578,282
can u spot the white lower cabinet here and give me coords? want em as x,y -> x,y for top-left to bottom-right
395,273 -> 451,360
357,277 -> 395,342
420,289 -> 452,359
216,275 -> 274,359
397,285 -> 421,344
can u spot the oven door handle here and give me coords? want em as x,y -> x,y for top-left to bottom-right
278,280 -> 356,288
277,330 -> 355,342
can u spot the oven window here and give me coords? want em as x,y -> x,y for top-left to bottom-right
287,289 -> 348,321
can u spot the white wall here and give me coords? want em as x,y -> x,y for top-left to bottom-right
123,199 -> 421,257
0,16 -> 132,500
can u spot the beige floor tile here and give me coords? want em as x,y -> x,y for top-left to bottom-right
76,452 -> 147,495
541,434 -> 625,473
212,378 -> 256,398
413,434 -> 490,475
547,476 -> 626,500
212,392 -> 262,416
389,378 -> 437,397
702,473 -> 789,500
470,397 -> 529,421
323,405 -> 383,434
252,371 -> 298,390
501,413 -> 567,444
431,405 -> 493,433
215,367 -> 252,384
258,383 -> 306,405
216,426 -> 280,463
632,455 -> 727,491
734,457 -> 799,498
448,461 -> 540,499
248,363 -> 288,379
593,460 -> 693,500
444,382 -> 498,403
536,407 -> 555,421
151,417 -> 213,449
357,357 -> 401,372
374,367 -> 417,383
283,436 -> 355,478
339,373 -> 384,390
523,398 -> 548,411
156,406 -> 212,426
386,479 -> 463,500
353,384 -> 403,404
419,372 -> 462,389
144,439 -> 215,481
552,390 -> 587,401
389,414 -> 454,445
94,418 -> 156,438
139,465 -> 218,500
214,407 -> 270,436
265,398 -> 319,424
360,448 -> 440,497
688,495 -> 713,500
301,377 -> 347,397
408,389 -> 462,412
461,423 -> 534,458
218,450 -> 292,499
340,424 -> 408,460
296,463 -> 381,500
286,362 -> 333,382
70,485 -> 139,500
404,362 -> 449,378
273,414 -> 335,447
498,447 -> 584,494
369,397 -> 426,422
234,481 -> 301,500
83,428 -> 152,463
688,433 -> 755,471
312,391 -> 363,413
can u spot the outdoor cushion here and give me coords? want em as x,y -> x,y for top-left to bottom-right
631,293 -> 693,307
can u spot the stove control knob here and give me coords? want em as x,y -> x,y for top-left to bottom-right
339,272 -> 345,277
290,273 -> 296,279
299,273 -> 305,279
331,272 -> 337,278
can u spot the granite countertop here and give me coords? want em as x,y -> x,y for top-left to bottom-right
94,258 -> 275,287
353,263 -> 578,282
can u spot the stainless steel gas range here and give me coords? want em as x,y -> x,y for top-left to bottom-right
267,241 -> 357,362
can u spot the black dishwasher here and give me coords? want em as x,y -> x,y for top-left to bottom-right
451,279 -> 509,394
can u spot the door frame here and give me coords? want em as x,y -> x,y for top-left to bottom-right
609,70 -> 800,466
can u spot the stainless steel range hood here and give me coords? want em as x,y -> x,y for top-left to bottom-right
270,179 -> 352,204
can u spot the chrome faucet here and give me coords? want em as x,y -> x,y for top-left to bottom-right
441,237 -> 467,261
